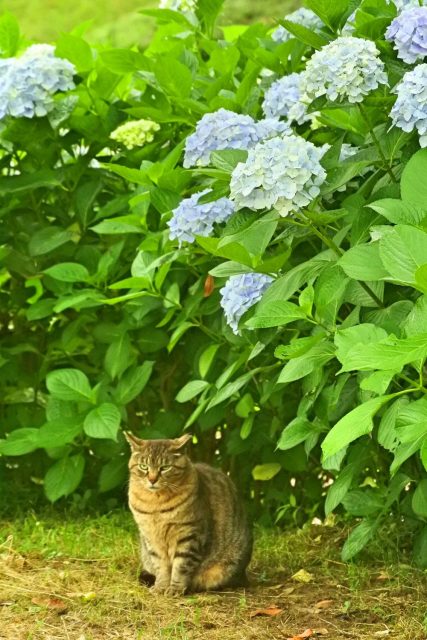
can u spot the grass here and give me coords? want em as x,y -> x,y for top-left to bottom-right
0,510 -> 426,639
1,0 -> 299,46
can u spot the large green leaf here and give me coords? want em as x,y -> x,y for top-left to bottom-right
46,369 -> 95,403
339,243 -> 389,281
83,403 -> 121,440
176,380 -> 210,403
245,301 -> 307,329
44,455 -> 85,502
0,428 -> 39,455
43,262 -> 89,283
105,333 -> 134,380
322,395 -> 395,459
114,362 -> 154,405
379,225 -> 427,288
412,479 -> 427,519
401,148 -> 427,206
277,417 -> 316,450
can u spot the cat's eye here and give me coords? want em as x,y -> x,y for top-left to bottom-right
138,463 -> 149,472
160,465 -> 172,472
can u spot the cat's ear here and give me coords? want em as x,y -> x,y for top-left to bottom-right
124,431 -> 145,451
171,433 -> 193,450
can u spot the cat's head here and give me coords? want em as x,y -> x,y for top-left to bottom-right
125,433 -> 193,492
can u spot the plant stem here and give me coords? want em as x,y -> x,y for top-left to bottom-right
357,103 -> 397,183
297,212 -> 384,308
399,372 -> 427,395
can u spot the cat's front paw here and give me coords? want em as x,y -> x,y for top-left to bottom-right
164,584 -> 186,597
152,580 -> 170,595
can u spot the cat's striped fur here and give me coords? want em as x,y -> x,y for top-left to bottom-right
125,433 -> 252,596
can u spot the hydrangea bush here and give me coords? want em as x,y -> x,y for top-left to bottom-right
1,1 -> 427,565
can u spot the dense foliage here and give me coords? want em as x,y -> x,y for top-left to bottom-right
1,0 -> 427,565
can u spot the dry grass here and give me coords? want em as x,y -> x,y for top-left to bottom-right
0,512 -> 426,640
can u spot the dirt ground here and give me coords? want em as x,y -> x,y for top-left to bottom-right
0,514 -> 426,640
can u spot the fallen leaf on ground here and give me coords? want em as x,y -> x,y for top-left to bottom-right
314,629 -> 329,636
376,571 -> 391,581
314,599 -> 334,610
249,606 -> 283,618
31,597 -> 68,613
292,569 -> 314,583
286,629 -> 314,640
374,631 -> 390,637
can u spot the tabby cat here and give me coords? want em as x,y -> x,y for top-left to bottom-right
125,432 -> 252,596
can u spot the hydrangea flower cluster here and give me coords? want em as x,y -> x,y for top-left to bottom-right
300,37 -> 388,104
386,7 -> 427,63
229,135 -> 328,216
183,109 -> 290,167
159,0 -> 197,12
272,8 -> 324,43
262,72 -> 309,124
110,119 -> 160,149
390,63 -> 427,146
389,0 -> 427,10
168,190 -> 234,245
220,273 -> 274,334
0,44 -> 76,120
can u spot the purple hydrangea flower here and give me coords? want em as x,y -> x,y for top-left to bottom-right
183,108 -> 290,168
390,63 -> 427,146
168,189 -> 234,245
272,8 -> 324,43
386,7 -> 427,63
220,273 -> 274,334
300,37 -> 388,104
230,134 -> 328,216
262,72 -> 309,124
0,44 -> 76,120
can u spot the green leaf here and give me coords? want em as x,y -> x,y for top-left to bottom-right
339,334 -> 427,372
278,341 -> 335,384
0,428 -> 39,456
339,243 -> 389,281
379,225 -> 427,288
99,457 -> 128,493
367,198 -> 427,226
207,372 -> 253,409
252,463 -> 281,481
198,344 -> 219,378
44,454 -> 85,502
29,227 -> 73,256
219,212 -> 278,261
210,149 -> 247,172
415,264 -> 427,294
322,395 -> 394,459
401,148 -> 427,206
196,0 -> 225,34
246,301 -> 307,329
55,34 -> 93,72
43,262 -> 89,283
91,215 -> 142,235
278,18 -> 329,49
0,12 -> 20,56
84,403 -> 121,440
114,362 -> 154,405
46,368 -> 95,403
335,324 -> 388,367
342,489 -> 384,517
154,58 -> 192,98
36,420 -> 82,448
105,333 -> 133,380
100,49 -> 149,73
0,169 -> 62,194
341,519 -> 378,561
261,257 -> 329,304
235,393 -> 254,418
412,479 -> 427,519
325,464 -> 358,515
176,380 -> 210,403
306,0 -> 351,29
277,417 -> 315,450
101,163 -> 149,186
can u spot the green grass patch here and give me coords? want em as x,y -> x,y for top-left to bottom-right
0,511 -> 426,639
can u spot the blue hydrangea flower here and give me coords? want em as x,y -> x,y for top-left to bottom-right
389,0 -> 427,10
300,37 -> 388,105
262,72 -> 309,124
183,108 -> 290,168
272,8 -> 324,43
390,63 -> 427,146
229,134 -> 328,216
386,7 -> 427,63
168,189 -> 234,245
0,44 -> 76,120
220,273 -> 274,334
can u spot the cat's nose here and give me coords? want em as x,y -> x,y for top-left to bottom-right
148,473 -> 159,485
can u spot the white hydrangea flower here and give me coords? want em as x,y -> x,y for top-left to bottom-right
272,8 -> 324,43
110,119 -> 160,149
183,108 -> 290,168
159,0 -> 197,11
230,134 -> 328,216
389,0 -> 427,10
390,63 -> 427,146
262,72 -> 309,124
220,273 -> 274,334
301,37 -> 388,105
0,44 -> 76,120
168,189 -> 234,245
386,7 -> 427,64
